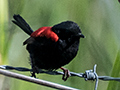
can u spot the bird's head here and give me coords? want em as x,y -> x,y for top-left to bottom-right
52,21 -> 84,40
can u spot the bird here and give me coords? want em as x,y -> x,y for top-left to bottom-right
12,14 -> 84,81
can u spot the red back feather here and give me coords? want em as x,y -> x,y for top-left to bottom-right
31,27 -> 59,42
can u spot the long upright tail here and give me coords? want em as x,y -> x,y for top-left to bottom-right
12,14 -> 33,35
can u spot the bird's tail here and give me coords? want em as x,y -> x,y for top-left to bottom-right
12,14 -> 33,35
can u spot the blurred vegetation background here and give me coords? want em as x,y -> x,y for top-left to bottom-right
0,0 -> 120,90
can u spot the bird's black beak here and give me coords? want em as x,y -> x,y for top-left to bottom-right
80,33 -> 85,38
77,33 -> 85,38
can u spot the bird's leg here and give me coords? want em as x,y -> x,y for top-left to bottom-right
31,66 -> 39,78
31,71 -> 36,78
60,67 -> 71,81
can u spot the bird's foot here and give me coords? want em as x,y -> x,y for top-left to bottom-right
60,67 -> 71,81
31,72 -> 36,78
31,66 -> 39,78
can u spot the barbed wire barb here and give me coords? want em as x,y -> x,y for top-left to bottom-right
93,64 -> 98,90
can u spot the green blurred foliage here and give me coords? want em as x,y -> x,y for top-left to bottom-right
0,0 -> 120,90
107,51 -> 120,90
0,0 -> 9,64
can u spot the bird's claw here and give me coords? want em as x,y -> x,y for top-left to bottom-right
60,67 -> 71,81
31,72 -> 36,78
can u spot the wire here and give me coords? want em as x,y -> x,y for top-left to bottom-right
0,64 -> 120,90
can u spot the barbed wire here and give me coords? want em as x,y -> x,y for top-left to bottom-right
0,64 -> 120,90
0,69 -> 78,90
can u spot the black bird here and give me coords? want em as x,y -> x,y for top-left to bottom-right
12,14 -> 84,81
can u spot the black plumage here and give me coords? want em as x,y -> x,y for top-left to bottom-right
12,14 -> 84,80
